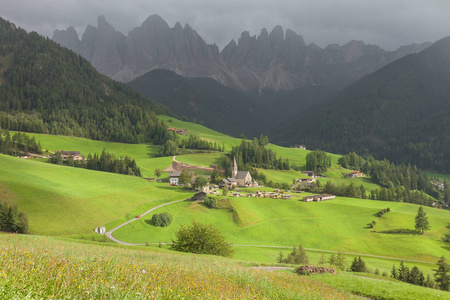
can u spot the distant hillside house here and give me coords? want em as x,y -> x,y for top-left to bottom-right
343,170 -> 364,178
302,194 -> 336,202
176,129 -> 188,135
301,171 -> 315,178
55,150 -> 85,160
167,127 -> 188,135
290,145 -> 306,150
169,171 -> 182,185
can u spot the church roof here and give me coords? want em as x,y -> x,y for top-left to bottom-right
236,171 -> 250,179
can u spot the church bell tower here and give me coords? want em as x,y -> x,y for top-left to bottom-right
232,156 -> 238,178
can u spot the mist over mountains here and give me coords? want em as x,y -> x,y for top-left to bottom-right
53,15 -> 430,92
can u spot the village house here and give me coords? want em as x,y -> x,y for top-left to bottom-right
296,177 -> 316,183
290,145 -> 306,150
301,171 -> 315,178
55,150 -> 85,160
282,194 -> 292,199
343,170 -> 364,178
169,171 -> 182,185
221,157 -> 258,188
302,194 -> 336,202
192,191 -> 207,201
167,127 -> 188,135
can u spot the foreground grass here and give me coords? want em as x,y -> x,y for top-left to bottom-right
0,234 -> 357,299
311,272 -> 449,300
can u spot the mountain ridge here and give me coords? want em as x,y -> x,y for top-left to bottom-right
53,14 -> 431,92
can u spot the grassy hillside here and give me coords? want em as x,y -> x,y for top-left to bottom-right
0,233 -> 362,299
0,154 -> 192,235
113,194 -> 450,263
2,233 -> 448,300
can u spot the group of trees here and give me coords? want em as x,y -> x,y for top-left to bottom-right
322,180 -> 367,199
157,134 -> 224,157
170,221 -> 233,257
151,212 -> 173,227
51,149 -> 141,177
339,152 -> 443,207
277,244 -> 309,265
0,201 -> 28,234
0,130 -> 42,155
391,261 -> 435,288
218,138 -> 289,177
0,18 -> 171,145
306,150 -> 332,174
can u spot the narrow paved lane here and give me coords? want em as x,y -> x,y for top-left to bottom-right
105,198 -> 188,246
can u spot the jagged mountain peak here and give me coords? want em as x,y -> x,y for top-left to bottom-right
53,14 -> 431,90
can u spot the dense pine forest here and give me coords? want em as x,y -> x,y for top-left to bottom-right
0,18 -> 171,144
273,37 -> 450,173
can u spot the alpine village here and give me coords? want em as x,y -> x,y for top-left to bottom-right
1,5 -> 450,299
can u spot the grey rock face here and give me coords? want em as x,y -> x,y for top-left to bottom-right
52,15 -> 431,91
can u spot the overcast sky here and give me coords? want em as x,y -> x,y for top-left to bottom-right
2,0 -> 450,50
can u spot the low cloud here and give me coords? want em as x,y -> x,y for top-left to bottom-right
2,0 -> 449,50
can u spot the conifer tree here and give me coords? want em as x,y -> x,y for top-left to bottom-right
434,256 -> 450,290
415,206 -> 430,234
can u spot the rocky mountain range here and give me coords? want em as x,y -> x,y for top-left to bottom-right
53,15 -> 431,92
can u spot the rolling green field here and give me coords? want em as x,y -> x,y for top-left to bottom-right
0,154 -> 192,236
113,194 -> 450,264
12,131 -> 174,178
158,115 -> 242,151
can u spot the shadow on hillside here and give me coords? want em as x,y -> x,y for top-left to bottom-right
376,229 -> 421,235
147,145 -> 160,158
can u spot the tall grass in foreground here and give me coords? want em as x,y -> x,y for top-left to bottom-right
0,234 -> 357,299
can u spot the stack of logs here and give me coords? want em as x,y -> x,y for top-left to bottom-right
296,265 -> 336,275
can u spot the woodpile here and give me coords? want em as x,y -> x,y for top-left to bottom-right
296,265 -> 336,275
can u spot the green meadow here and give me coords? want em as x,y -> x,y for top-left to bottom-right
0,154 -> 192,236
158,115 -> 242,151
113,195 -> 450,264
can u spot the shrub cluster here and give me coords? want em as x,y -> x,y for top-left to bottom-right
277,244 -> 309,265
350,256 -> 367,272
378,207 -> 390,217
0,201 -> 28,234
170,221 -> 233,257
151,212 -> 173,227
204,197 -> 217,208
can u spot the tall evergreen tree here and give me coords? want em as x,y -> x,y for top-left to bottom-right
415,206 -> 430,234
434,256 -> 450,291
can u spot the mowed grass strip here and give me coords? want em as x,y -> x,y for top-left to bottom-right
0,233 -> 358,300
0,154 -> 191,235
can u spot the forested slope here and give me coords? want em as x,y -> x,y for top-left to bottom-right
0,18 -> 171,144
273,36 -> 450,173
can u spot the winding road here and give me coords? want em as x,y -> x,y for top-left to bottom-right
105,198 -> 188,246
105,198 -> 437,265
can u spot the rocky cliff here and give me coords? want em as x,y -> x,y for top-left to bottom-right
53,15 -> 431,91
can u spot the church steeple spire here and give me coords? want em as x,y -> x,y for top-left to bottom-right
232,156 -> 238,178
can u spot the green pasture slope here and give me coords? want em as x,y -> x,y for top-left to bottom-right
12,131 -> 173,178
0,154 -> 192,236
113,194 -> 450,267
